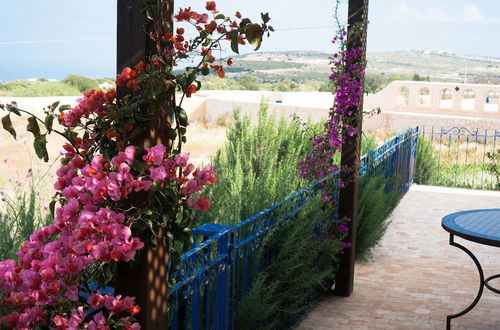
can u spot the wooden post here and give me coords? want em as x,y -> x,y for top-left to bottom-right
333,0 -> 369,297
116,1 -> 174,328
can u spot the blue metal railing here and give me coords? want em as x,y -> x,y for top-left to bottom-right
416,126 -> 500,189
169,127 -> 419,330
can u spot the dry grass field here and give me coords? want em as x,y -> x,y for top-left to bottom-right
0,115 -> 228,186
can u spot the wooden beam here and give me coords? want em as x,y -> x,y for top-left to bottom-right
333,0 -> 369,297
117,0 -> 152,74
116,1 -> 174,328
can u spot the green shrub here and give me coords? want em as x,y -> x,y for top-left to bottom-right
200,103 -> 321,225
0,178 -> 53,260
486,148 -> 500,189
63,74 -> 100,93
201,103 -> 378,226
415,134 -> 437,184
234,196 -> 343,329
0,81 -> 80,97
357,174 -> 400,260
200,103 -> 389,329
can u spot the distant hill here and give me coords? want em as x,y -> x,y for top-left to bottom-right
227,51 -> 500,84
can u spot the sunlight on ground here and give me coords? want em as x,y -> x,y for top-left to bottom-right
0,117 -> 228,194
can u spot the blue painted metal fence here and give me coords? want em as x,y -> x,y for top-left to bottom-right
168,127 -> 418,330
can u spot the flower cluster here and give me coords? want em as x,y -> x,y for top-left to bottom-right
299,29 -> 364,181
298,28 -> 365,248
60,89 -> 116,128
0,136 -> 216,328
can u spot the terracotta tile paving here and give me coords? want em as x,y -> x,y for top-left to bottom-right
297,185 -> 500,330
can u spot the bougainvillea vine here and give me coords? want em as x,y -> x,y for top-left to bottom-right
0,1 -> 271,328
299,27 -> 365,249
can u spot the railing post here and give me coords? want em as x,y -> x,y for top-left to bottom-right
215,231 -> 230,330
410,127 -> 419,185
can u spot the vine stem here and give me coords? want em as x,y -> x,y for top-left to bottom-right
1,105 -> 80,152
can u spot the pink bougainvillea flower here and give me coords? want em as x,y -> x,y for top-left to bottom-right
188,194 -> 211,212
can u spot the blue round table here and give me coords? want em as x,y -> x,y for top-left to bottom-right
442,209 -> 500,329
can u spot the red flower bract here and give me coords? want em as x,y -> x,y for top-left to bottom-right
174,7 -> 192,21
185,84 -> 197,98
206,1 -> 217,11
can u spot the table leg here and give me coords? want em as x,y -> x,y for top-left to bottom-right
446,234 -> 485,330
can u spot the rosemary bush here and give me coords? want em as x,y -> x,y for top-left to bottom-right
415,135 -> 438,185
198,103 -> 396,328
200,102 -> 320,225
0,176 -> 53,260
234,196 -> 342,329
357,174 -> 400,260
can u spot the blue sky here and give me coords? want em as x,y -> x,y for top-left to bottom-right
1,0 -> 499,81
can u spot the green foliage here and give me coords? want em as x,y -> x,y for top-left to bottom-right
415,135 -> 437,185
201,102 -> 321,225
0,80 -> 81,97
357,174 -> 400,260
202,104 -> 379,227
361,135 -> 377,155
237,75 -> 263,90
0,75 -> 115,97
63,74 -> 100,93
486,149 -> 500,189
201,103 -> 388,328
200,75 -> 328,92
411,73 -> 430,81
0,178 -> 53,260
234,196 -> 343,329
272,79 -> 299,92
364,73 -> 389,94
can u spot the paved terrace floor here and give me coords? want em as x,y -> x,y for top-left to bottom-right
297,185 -> 500,330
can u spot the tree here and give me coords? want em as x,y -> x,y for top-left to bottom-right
364,73 -> 388,93
238,74 -> 262,90
63,74 -> 99,92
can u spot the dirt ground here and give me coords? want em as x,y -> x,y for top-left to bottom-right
0,115 -> 227,187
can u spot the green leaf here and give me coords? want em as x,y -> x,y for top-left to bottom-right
231,37 -> 239,54
200,30 -> 209,39
34,134 -> 49,162
1,115 -> 16,139
166,127 -> 177,140
48,101 -> 60,111
27,116 -> 41,137
245,24 -> 264,50
58,104 -> 72,113
229,30 -> 239,54
202,38 -> 212,47
239,18 -> 251,28
63,130 -> 78,145
49,200 -> 57,219
44,115 -> 54,133
6,102 -> 21,116
179,228 -> 193,253
201,66 -> 210,76
261,12 -> 271,24
215,13 -> 225,20
178,108 -> 188,127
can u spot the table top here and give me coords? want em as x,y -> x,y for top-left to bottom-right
442,209 -> 500,247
